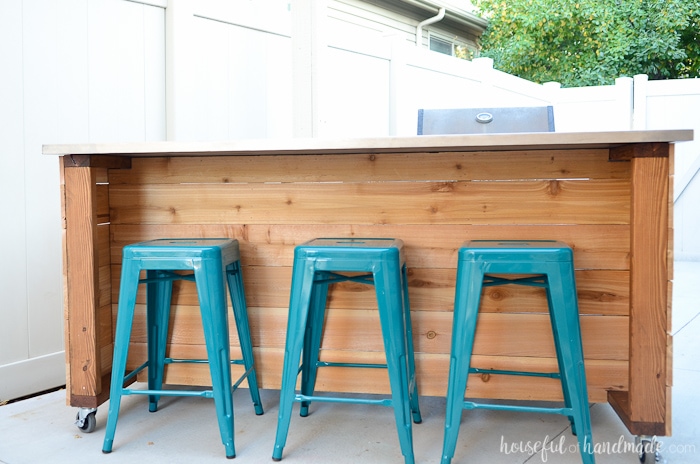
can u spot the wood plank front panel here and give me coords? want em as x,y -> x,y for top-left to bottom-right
106,147 -> 635,402
122,305 -> 628,359
107,150 -> 630,184
109,180 -> 630,226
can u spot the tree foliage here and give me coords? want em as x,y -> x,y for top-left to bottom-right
473,0 -> 700,87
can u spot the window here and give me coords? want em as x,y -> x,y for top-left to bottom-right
429,36 -> 453,56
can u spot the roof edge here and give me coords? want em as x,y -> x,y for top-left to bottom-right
396,0 -> 488,30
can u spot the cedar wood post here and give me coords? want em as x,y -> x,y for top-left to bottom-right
608,142 -> 671,436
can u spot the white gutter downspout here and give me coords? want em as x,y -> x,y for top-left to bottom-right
416,7 -> 446,46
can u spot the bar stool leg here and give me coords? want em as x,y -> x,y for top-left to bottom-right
273,259 -> 316,461
102,258 -> 142,454
225,261 -> 264,416
374,261 -> 415,464
543,269 -> 577,433
300,274 -> 330,417
146,271 -> 173,413
441,260 -> 485,464
401,264 -> 422,424
546,264 -> 594,464
194,259 -> 236,459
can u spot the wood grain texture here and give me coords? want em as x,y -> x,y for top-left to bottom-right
64,167 -> 102,398
107,150 -> 631,184
628,155 -> 669,423
119,304 -> 628,360
108,179 -> 630,226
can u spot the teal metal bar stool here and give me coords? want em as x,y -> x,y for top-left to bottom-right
272,238 -> 422,463
102,238 -> 263,458
441,240 -> 594,464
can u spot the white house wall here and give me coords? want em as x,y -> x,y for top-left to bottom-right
329,0 -> 480,50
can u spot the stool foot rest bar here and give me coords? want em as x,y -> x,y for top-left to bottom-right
441,240 -> 594,464
272,238 -> 422,464
101,238 -> 263,459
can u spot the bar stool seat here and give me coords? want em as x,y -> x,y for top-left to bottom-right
441,240 -> 594,464
272,238 -> 422,463
102,238 -> 263,459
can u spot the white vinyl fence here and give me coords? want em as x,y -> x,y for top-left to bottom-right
0,0 -> 166,401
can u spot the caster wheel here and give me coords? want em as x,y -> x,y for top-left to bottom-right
638,437 -> 664,464
75,410 -> 97,433
639,449 -> 656,463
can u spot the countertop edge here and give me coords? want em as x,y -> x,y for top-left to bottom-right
42,130 -> 695,157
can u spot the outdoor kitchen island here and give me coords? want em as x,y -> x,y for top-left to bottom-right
45,129 -> 692,437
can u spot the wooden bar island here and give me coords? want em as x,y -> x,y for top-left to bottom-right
45,130 -> 692,437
